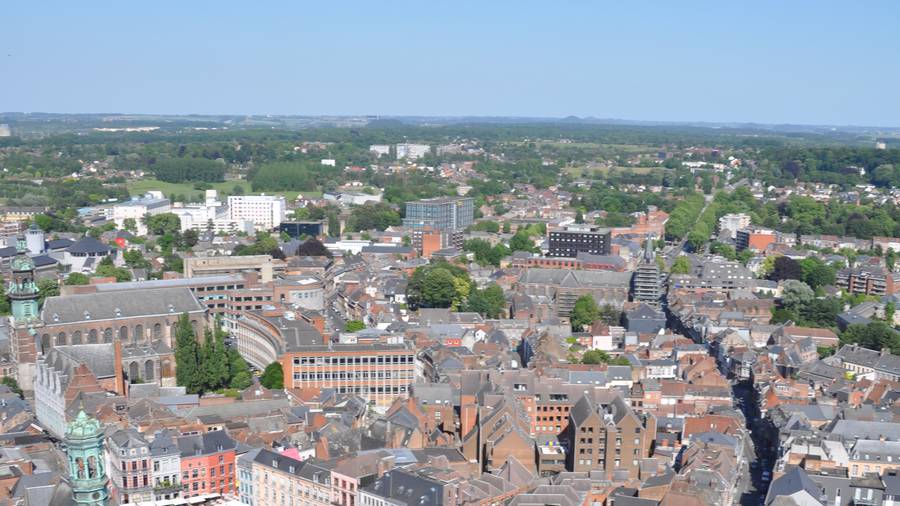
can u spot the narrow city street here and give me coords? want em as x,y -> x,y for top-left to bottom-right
732,381 -> 770,506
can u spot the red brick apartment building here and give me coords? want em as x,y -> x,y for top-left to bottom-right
178,430 -> 237,498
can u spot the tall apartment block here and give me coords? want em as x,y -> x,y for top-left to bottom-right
718,213 -> 751,239
227,195 -> 286,231
548,225 -> 611,258
837,267 -> 900,296
402,197 -> 474,231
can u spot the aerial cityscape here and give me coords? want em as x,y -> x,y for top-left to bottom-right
1,3 -> 900,506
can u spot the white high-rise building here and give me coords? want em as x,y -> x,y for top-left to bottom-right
395,143 -> 430,160
227,195 -> 286,231
718,213 -> 752,239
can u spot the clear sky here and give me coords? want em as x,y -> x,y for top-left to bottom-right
3,1 -> 899,126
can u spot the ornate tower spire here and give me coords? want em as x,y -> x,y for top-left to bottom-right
65,410 -> 110,505
8,235 -> 39,323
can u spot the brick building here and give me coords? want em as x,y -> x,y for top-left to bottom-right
232,308 -> 325,370
837,266 -> 900,296
178,430 -> 237,498
566,394 -> 656,479
281,343 -> 417,409
735,227 -> 776,251
38,287 -> 207,352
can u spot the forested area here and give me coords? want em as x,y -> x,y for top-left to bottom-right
152,158 -> 226,182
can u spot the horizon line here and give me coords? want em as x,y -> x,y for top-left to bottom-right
2,111 -> 900,131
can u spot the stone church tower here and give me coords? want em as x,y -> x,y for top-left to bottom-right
7,235 -> 41,390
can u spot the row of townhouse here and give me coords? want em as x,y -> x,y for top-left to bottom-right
106,428 -> 237,504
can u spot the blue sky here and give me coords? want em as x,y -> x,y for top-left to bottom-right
2,1 -> 899,126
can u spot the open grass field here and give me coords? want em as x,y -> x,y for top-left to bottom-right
126,179 -> 318,202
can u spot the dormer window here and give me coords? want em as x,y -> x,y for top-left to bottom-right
84,311 -> 91,320
115,308 -> 122,317
168,304 -> 175,313
52,313 -> 59,322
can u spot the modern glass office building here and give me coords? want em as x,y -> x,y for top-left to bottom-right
402,197 -> 474,231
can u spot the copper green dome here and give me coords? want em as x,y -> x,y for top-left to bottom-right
66,410 -> 102,440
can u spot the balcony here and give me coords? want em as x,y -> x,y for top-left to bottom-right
153,480 -> 182,494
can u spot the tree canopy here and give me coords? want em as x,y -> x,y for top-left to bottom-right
466,284 -> 506,319
234,233 -> 285,259
671,256 -> 691,275
463,238 -> 509,267
346,203 -> 401,232
344,320 -> 366,332
571,294 -> 600,332
260,361 -> 284,390
152,158 -> 225,183
145,213 -> 182,236
407,261 -> 472,311
64,273 -> 90,285
770,256 -> 802,281
174,315 -> 252,394
842,321 -> 900,354
295,238 -> 332,257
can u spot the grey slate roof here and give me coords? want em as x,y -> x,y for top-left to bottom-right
47,238 -> 73,250
519,268 -> 631,288
766,467 -> 823,506
364,469 -> 445,505
177,430 -> 236,458
626,303 -> 665,320
32,255 -> 58,267
110,428 -> 149,450
250,311 -> 323,352
835,344 -> 900,376
45,344 -> 117,386
690,431 -> 738,450
831,420 -> 900,441
42,287 -> 204,324
180,398 -> 290,420
66,236 -> 110,254
851,439 -> 900,461
94,274 -> 245,292
150,429 -> 180,457
253,448 -> 306,476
